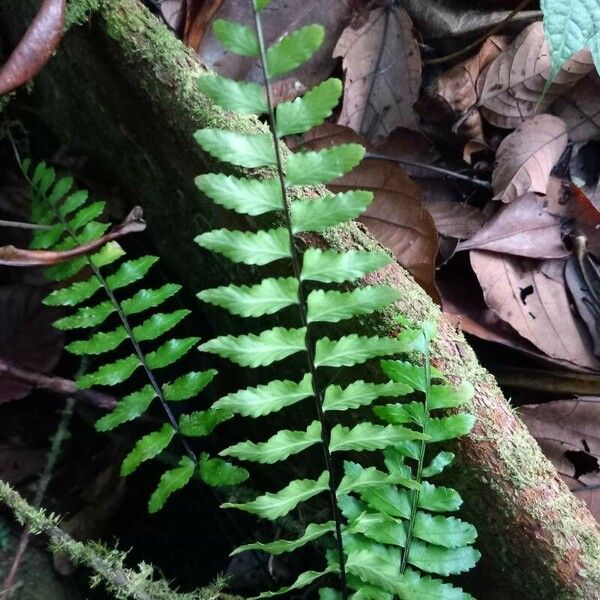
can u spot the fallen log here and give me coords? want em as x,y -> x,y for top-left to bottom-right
0,1 -> 599,597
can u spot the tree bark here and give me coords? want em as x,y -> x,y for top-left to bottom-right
1,0 -> 599,598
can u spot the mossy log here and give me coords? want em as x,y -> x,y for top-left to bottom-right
1,0 -> 599,598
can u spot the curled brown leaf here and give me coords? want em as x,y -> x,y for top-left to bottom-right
0,206 -> 145,267
0,0 -> 66,95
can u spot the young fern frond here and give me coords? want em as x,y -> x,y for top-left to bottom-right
24,160 -> 247,513
193,2 -> 478,598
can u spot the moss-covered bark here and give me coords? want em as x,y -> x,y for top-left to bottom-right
1,0 -> 599,597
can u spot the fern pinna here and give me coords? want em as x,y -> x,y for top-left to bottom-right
194,2 -> 479,598
24,160 -> 247,513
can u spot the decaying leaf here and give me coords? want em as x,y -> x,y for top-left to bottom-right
0,285 -> 63,403
457,193 -> 568,258
0,0 -> 66,95
554,74 -> 600,142
183,0 -> 225,50
520,399 -> 600,514
422,199 -> 486,240
199,0 -> 352,90
288,124 -> 439,301
334,5 -> 421,141
492,114 -> 568,203
477,22 -> 594,129
565,250 -> 600,356
436,35 -> 509,140
470,250 -> 600,371
0,206 -> 145,267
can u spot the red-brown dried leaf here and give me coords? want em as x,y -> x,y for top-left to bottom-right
183,0 -> 225,50
0,0 -> 66,95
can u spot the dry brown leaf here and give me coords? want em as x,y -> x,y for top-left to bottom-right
422,199 -> 486,239
554,75 -> 600,142
456,193 -> 568,258
287,124 -> 439,301
199,0 -> 352,90
183,0 -> 225,50
436,35 -> 509,140
0,207 -> 145,267
470,250 -> 600,371
334,5 -> 421,141
519,400 -> 600,498
477,22 -> 594,129
0,0 -> 66,95
492,114 -> 568,203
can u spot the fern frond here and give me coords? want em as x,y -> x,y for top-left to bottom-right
25,161 -> 242,513
192,6 -> 479,598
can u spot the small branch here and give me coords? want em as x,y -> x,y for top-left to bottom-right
365,152 -> 492,189
494,367 -> 600,396
0,358 -> 117,409
0,219 -> 51,231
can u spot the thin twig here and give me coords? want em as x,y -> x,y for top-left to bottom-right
2,393 -> 76,595
0,219 -> 51,231
0,358 -> 117,409
365,152 -> 492,188
424,0 -> 532,66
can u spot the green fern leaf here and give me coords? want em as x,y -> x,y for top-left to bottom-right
360,484 -> 411,520
329,423 -> 427,453
429,382 -> 474,410
68,201 -> 105,231
323,380 -> 411,412
146,338 -> 199,370
307,286 -> 399,323
198,453 -> 249,487
77,355 -> 140,388
408,540 -> 481,576
421,452 -> 455,478
276,78 -> 342,136
179,409 -> 232,437
212,374 -> 313,417
413,513 -> 477,549
122,284 -> 182,315
347,512 -> 407,547
291,190 -> 373,233
121,424 -> 176,476
58,190 -> 88,218
53,300 -> 115,330
380,360 -> 446,391
198,75 -> 267,114
194,129 -> 275,168
252,567 -> 337,600
199,277 -> 298,317
221,420 -> 321,464
337,464 -> 419,496
200,327 -> 306,367
266,24 -> 324,78
286,144 -> 365,186
148,456 -> 195,513
254,0 -> 271,10
47,175 -> 73,204
315,332 -> 417,368
223,472 -> 329,519
66,327 -> 128,355
232,521 -> 335,556
195,174 -> 282,216
163,370 -> 217,402
95,385 -> 156,431
30,223 -> 67,249
196,227 -> 291,265
213,19 -> 258,56
374,401 -> 426,426
301,248 -> 391,283
428,415 -> 476,442
419,482 -> 462,513
106,256 -> 159,291
397,568 -> 475,600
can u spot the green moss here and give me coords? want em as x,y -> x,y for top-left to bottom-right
66,0 -> 101,27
